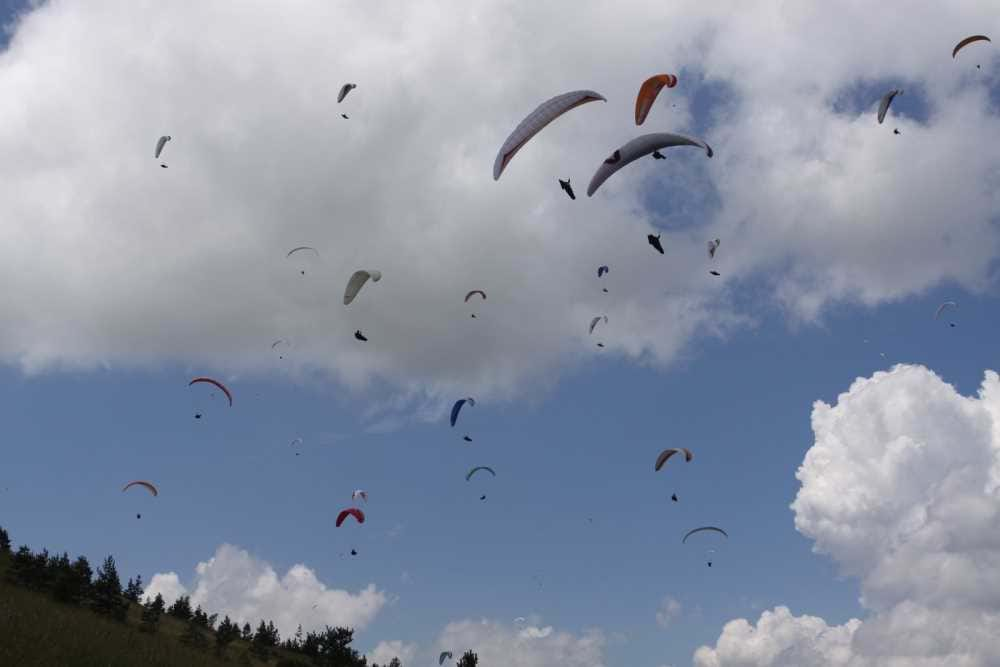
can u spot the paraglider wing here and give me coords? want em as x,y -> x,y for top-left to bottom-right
634,74 -> 678,125
352,489 -> 368,503
343,270 -> 382,305
439,652 -> 453,665
648,234 -> 665,254
286,246 -> 319,258
682,526 -> 728,543
122,481 -> 158,496
154,135 -> 171,159
953,35 -> 991,58
188,377 -> 233,407
708,239 -> 720,259
587,133 -> 712,197
654,448 -> 693,471
464,290 -> 487,302
877,89 -> 902,124
338,83 -> 356,103
597,265 -> 609,277
450,398 -> 475,427
466,466 -> 496,481
493,90 -> 607,180
588,315 -> 608,335
335,508 -> 365,527
934,301 -> 957,319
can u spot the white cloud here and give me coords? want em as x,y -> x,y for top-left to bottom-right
437,618 -> 605,667
656,596 -> 682,628
145,544 -> 387,638
368,639 -> 417,666
0,1 -> 996,409
696,365 -> 1000,665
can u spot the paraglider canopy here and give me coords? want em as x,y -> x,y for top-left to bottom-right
466,466 -> 496,481
464,290 -> 487,303
155,135 -> 171,159
655,448 -> 693,471
344,270 -> 382,305
589,315 -> 608,335
338,83 -> 357,103
597,265 -> 609,278
122,481 -> 158,496
682,526 -> 728,543
439,652 -> 453,665
352,489 -> 368,503
336,508 -> 365,527
587,133 -> 712,197
450,398 -> 475,427
953,35 -> 991,58
635,73 -> 678,125
934,301 -> 957,320
493,90 -> 606,180
648,234 -> 664,254
877,89 -> 902,124
188,377 -> 233,407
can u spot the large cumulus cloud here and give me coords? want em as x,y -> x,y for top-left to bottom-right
0,1 -> 997,407
695,365 -> 1000,665
143,543 -> 387,638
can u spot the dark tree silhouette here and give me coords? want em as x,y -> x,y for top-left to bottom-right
215,615 -> 241,655
0,525 -> 10,553
457,649 -> 479,667
168,594 -> 193,621
123,574 -> 144,602
91,555 -> 128,620
242,622 -> 254,641
140,594 -> 164,633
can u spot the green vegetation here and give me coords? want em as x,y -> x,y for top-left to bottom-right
0,525 -> 403,667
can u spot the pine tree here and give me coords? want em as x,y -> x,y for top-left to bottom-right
242,622 -> 253,641
123,575 -> 144,602
182,616 -> 210,651
149,592 -> 166,614
139,596 -> 163,633
215,615 -> 241,656
457,650 -> 478,667
91,555 -> 127,620
51,552 -> 89,604
250,619 -> 274,661
0,525 -> 10,553
388,658 -> 402,667
167,594 -> 193,621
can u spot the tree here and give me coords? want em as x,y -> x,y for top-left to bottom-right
51,552 -> 90,604
301,625 -> 366,666
251,619 -> 279,660
242,622 -> 253,641
140,595 -> 164,633
124,575 -> 144,602
0,525 -> 10,553
457,650 -> 478,667
91,555 -> 127,620
168,594 -> 193,621
388,658 -> 402,667
148,592 -> 166,614
182,617 -> 210,651
215,615 -> 241,656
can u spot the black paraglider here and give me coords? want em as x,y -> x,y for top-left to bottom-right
463,435 -> 472,442
354,330 -> 368,342
559,178 -> 576,200
671,494 -> 678,502
710,270 -> 721,276
596,343 -> 605,348
341,114 -> 349,119
480,495 -> 486,501
894,129 -> 901,135
160,164 -> 168,168
648,234 -> 664,254
136,514 -> 141,519
194,413 -> 202,420
651,150 -> 666,160
351,549 -> 358,556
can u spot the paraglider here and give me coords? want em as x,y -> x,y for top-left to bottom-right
708,239 -> 720,259
655,448 -> 693,471
597,266 -> 609,278
559,178 -> 576,200
338,83 -> 357,103
341,114 -> 349,119
463,436 -> 473,442
289,437 -> 303,449
894,129 -> 901,135
344,270 -> 382,305
350,549 -> 358,556
354,330 -> 368,342
272,339 -> 290,359
154,135 -> 171,159
352,490 -> 368,503
587,133 -> 713,197
953,35 -> 990,58
466,466 -> 496,481
188,377 -> 233,407
648,234 -> 664,254
635,74 -> 678,125
439,652 -> 453,665
122,481 -> 158,496
493,90 -> 606,180
450,398 -> 475,427
286,247 -> 319,275
671,494 -> 678,502
596,342 -> 605,348
877,90 -> 902,124
336,508 -> 365,527
589,315 -> 608,335
709,270 -> 721,276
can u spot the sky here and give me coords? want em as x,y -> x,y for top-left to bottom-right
1,1 -> 999,665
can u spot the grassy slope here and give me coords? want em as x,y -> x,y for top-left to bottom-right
0,552 -> 302,667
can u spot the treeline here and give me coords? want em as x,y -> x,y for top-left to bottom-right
0,525 -> 411,667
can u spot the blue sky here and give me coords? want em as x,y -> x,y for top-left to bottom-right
2,2 -> 1000,666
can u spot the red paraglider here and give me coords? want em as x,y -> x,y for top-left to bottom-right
336,508 -> 366,527
188,377 -> 233,407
